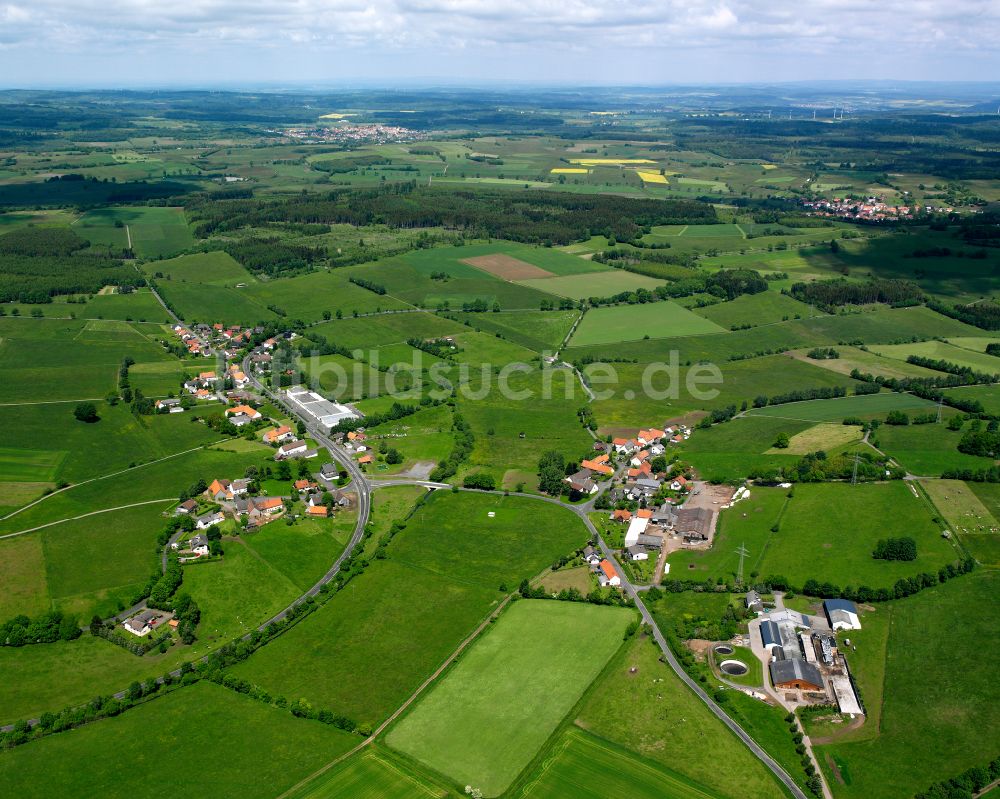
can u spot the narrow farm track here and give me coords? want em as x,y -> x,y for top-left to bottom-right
0,498 -> 177,540
0,440 -> 229,522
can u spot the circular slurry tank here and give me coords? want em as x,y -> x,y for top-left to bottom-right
720,660 -> 749,676
713,644 -> 734,655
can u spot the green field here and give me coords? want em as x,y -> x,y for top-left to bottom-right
454,309 -> 580,352
517,727 -> 721,799
670,483 -> 959,589
564,306 -> 985,365
243,269 -> 414,321
817,570 -> 1000,799
571,301 -> 725,346
154,280 -> 277,326
231,559 -> 499,728
386,600 -> 633,797
745,391 -> 938,422
146,250 -> 255,285
871,340 -> 1000,376
518,270 -> 665,301
941,384 -> 1000,416
695,292 -> 823,328
84,288 -> 172,323
76,206 -> 194,258
921,479 -> 1000,567
286,749 -> 444,799
874,420 -> 996,476
789,346 -> 943,381
339,245 -> 556,310
231,491 -> 589,728
574,633 -> 787,799
0,681 -> 358,798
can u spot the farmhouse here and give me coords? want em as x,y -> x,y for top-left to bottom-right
612,509 -> 632,523
263,425 -> 294,444
123,609 -> 163,638
175,499 -> 198,515
626,546 -> 648,561
188,533 -> 210,556
582,545 -> 601,566
275,440 -> 308,460
206,479 -> 233,501
580,456 -> 614,476
155,398 -> 184,413
824,598 -> 862,631
195,511 -> 224,529
294,478 -> 318,493
564,469 -> 598,495
225,404 -> 261,420
746,589 -> 764,614
597,559 -> 621,587
769,659 -> 825,692
247,496 -> 284,525
284,385 -> 358,432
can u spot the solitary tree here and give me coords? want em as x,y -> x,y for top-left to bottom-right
74,402 -> 99,423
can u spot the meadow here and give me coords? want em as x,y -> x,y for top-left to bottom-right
386,600 -> 634,797
453,309 -> 581,352
286,749 -> 445,799
694,292 -> 823,329
670,483 -> 958,589
517,270 -> 665,301
154,280 -> 277,326
75,206 -> 194,258
574,633 -> 787,799
233,491 -> 589,726
454,368 -> 594,488
516,727 -> 720,799
873,421 -> 996,476
0,682 -> 358,798
243,269 -> 414,321
870,340 -> 1000,375
921,479 -> 1000,567
745,391 -> 938,422
145,250 -> 254,286
571,300 -> 725,346
816,570 -> 1000,799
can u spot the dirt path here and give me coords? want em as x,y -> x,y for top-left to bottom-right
0,498 -> 177,540
0,440 -> 227,522
274,591 -> 517,799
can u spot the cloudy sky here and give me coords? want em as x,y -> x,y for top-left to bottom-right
1,0 -> 997,87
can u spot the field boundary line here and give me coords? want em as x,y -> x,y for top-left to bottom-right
0,440 -> 228,522
0,498 -> 176,540
276,591 -> 517,799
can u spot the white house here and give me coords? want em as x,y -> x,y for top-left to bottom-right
597,559 -> 621,587
626,546 -> 648,561
195,511 -> 224,530
276,440 -> 308,460
188,533 -> 211,556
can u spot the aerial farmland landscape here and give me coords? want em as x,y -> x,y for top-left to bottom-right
0,3 -> 998,798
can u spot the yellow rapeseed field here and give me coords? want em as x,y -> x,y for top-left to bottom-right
636,170 -> 669,184
551,168 -> 590,174
569,158 -> 656,166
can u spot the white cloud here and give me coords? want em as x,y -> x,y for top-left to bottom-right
0,0 -> 996,83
